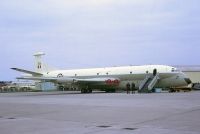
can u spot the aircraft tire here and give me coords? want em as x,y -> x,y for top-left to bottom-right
81,89 -> 85,93
87,89 -> 92,93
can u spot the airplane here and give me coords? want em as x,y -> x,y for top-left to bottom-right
11,52 -> 192,93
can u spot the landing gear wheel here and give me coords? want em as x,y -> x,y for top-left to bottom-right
88,89 -> 92,93
81,88 -> 92,93
81,89 -> 86,93
105,89 -> 116,93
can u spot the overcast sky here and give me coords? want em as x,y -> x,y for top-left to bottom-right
0,0 -> 200,80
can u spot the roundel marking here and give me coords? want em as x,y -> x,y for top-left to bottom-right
57,73 -> 63,78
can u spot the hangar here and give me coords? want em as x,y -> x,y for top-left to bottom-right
176,65 -> 200,89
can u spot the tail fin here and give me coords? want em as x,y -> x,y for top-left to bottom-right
11,52 -> 53,76
33,52 -> 50,73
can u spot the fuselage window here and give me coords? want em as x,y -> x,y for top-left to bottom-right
106,72 -> 109,75
75,74 -> 77,76
97,73 -> 99,75
130,71 -> 132,74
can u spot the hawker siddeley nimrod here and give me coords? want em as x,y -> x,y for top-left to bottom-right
11,52 -> 191,93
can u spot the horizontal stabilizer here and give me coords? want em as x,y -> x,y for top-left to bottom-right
11,68 -> 43,76
16,76 -> 59,82
16,76 -> 75,83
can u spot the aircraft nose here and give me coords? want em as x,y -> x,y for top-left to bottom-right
184,78 -> 192,84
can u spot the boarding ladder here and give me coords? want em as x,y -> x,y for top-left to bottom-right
139,75 -> 151,91
148,74 -> 159,91
139,74 -> 159,92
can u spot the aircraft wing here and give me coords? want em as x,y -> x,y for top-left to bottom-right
16,76 -> 120,85
11,68 -> 43,76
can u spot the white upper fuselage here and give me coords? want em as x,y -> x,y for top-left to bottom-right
45,65 -> 178,78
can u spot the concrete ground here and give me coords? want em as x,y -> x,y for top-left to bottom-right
0,91 -> 200,134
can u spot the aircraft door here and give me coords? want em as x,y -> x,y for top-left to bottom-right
153,68 -> 157,76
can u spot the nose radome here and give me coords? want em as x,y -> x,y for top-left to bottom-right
184,78 -> 192,84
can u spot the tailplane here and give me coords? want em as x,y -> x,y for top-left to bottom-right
11,68 -> 43,76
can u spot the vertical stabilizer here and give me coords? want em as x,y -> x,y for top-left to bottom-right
33,52 -> 46,73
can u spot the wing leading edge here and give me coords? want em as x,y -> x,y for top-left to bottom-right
16,76 -> 120,85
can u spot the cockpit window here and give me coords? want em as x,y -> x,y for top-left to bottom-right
171,68 -> 180,72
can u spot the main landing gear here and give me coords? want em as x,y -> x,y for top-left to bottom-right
81,88 -> 92,93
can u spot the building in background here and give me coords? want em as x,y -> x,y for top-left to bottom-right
176,65 -> 200,90
0,81 -> 36,92
35,82 -> 57,91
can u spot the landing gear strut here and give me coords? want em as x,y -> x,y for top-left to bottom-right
105,89 -> 116,93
